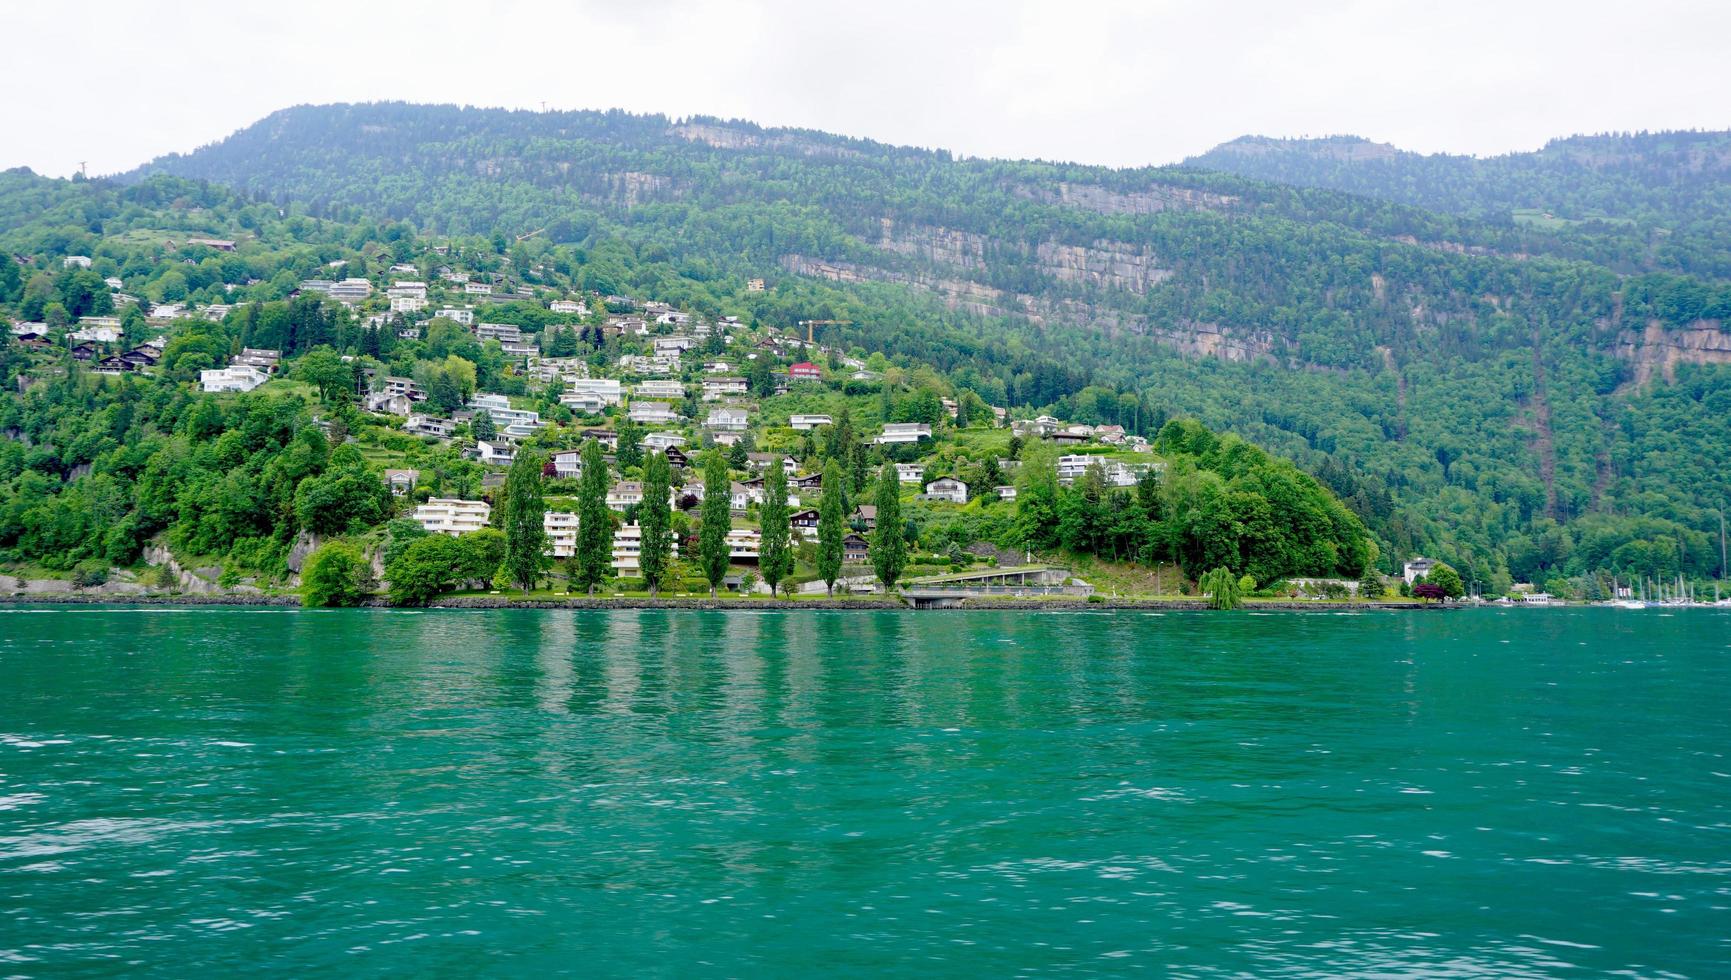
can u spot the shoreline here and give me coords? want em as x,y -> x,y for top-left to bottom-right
0,592 -> 1447,612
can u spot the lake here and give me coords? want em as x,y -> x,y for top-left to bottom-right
1,606 -> 1727,975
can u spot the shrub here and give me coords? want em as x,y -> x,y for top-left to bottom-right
302,541 -> 373,607
71,559 -> 109,588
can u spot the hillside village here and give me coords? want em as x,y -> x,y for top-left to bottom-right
12,227 -> 1343,604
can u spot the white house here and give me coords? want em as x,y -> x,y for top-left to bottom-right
561,391 -> 611,414
1403,558 -> 1437,585
789,414 -> 833,430
200,365 -> 269,393
634,379 -> 685,400
549,299 -> 586,314
552,451 -> 584,480
387,281 -> 428,300
706,407 -> 749,431
643,432 -> 686,451
995,485 -> 1018,501
611,523 -> 679,574
923,477 -> 968,504
567,378 -> 624,406
413,498 -> 491,536
476,322 -> 523,343
383,469 -> 419,496
652,335 -> 694,356
628,401 -> 679,424
895,463 -> 925,484
464,282 -> 493,295
477,440 -> 516,466
876,423 -> 931,444
390,295 -> 426,313
701,377 -> 748,400
725,527 -> 761,561
328,278 -> 373,301
544,511 -> 579,557
607,481 -> 645,511
436,307 -> 475,326
405,415 -> 456,438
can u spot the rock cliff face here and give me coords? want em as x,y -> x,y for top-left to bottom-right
670,123 -> 863,159
1013,180 -> 1237,215
1615,319 -> 1731,385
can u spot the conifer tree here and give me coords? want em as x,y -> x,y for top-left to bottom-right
870,464 -> 906,591
573,438 -> 612,595
500,447 -> 548,593
816,459 -> 846,597
759,462 -> 793,597
639,450 -> 673,596
698,450 -> 731,598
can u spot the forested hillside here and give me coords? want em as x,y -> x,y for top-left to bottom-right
1189,131 -> 1731,279
12,102 -> 1730,590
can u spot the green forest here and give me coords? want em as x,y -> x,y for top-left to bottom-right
1,101 -> 1728,597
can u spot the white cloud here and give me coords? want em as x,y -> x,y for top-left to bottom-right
6,0 -> 1729,178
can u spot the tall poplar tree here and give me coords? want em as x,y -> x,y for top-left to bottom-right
816,459 -> 845,597
759,462 -> 793,597
639,450 -> 673,597
870,464 -> 907,590
698,450 -> 731,598
500,447 -> 548,593
573,438 -> 612,595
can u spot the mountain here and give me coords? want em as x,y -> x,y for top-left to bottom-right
1188,131 -> 1731,279
32,103 -> 1731,588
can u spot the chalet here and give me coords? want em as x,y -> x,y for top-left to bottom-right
852,504 -> 877,530
413,498 -> 490,536
842,533 -> 870,564
791,472 -> 824,492
235,348 -> 281,370
1052,424 -> 1094,445
876,423 -> 931,445
70,342 -> 98,361
93,354 -> 131,373
787,361 -> 822,382
789,509 -> 821,535
663,446 -> 690,468
895,462 -> 925,483
789,414 -> 832,430
923,477 -> 968,504
582,428 -> 620,449
383,469 -> 419,496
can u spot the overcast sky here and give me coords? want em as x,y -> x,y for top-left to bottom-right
9,0 -> 1730,178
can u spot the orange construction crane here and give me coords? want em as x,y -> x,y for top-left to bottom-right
797,319 -> 852,344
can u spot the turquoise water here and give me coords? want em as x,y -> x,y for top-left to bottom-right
1,606 -> 1727,976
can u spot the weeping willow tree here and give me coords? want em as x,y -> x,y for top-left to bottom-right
1199,567 -> 1243,610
